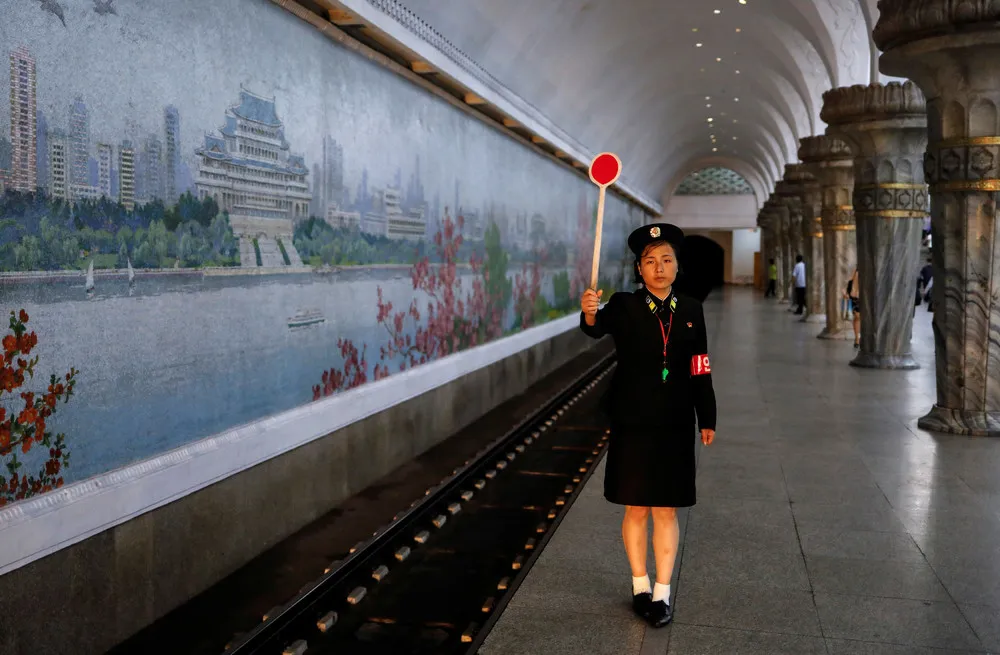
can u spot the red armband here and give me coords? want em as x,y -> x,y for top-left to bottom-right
691,354 -> 711,376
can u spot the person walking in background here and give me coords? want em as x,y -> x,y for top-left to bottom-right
846,267 -> 860,348
765,258 -> 777,297
792,254 -> 806,315
919,257 -> 933,312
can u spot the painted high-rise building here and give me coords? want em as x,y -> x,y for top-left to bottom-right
97,143 -> 113,199
140,134 -> 163,203
118,140 -> 135,211
9,46 -> 37,193
194,87 -> 310,238
48,129 -> 70,202
69,96 -> 90,189
164,105 -> 180,205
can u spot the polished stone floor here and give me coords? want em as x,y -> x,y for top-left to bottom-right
480,287 -> 1000,654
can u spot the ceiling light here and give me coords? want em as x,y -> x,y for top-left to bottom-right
692,27 -> 699,31
714,9 -> 721,14
716,57 -> 722,62
696,42 -> 703,47
733,119 -> 738,123
739,0 -> 746,4
733,136 -> 738,140
706,103 -> 712,108
712,147 -> 718,151
736,28 -> 742,32
734,97 -> 739,102
707,117 -> 714,122
735,69 -> 740,74
720,112 -> 726,116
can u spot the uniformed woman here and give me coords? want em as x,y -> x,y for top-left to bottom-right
579,223 -> 717,628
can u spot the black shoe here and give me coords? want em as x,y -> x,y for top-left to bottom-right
632,592 -> 652,618
646,599 -> 673,628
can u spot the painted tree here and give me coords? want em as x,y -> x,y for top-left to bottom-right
0,310 -> 78,507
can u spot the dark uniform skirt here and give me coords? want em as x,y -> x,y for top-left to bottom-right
603,422 -> 697,508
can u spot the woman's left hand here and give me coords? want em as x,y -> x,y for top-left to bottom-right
701,429 -> 715,445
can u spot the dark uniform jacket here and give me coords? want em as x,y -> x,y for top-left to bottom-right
579,289 -> 717,432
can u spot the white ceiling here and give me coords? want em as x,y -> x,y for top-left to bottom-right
397,0 -> 901,211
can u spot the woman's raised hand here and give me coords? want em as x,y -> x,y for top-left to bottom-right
581,288 -> 603,323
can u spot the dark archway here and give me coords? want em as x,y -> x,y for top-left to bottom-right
673,235 -> 725,302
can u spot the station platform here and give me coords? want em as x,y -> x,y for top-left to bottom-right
480,289 -> 1000,654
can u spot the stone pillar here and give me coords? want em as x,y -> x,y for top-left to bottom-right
757,209 -> 776,291
776,179 -> 805,311
787,164 -> 826,323
822,81 -> 928,370
876,4 -> 1000,434
763,198 -> 787,299
772,199 -> 792,302
800,135 -> 856,339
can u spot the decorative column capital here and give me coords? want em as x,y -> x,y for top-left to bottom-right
820,81 -> 926,126
873,0 -> 1000,52
821,82 -> 929,221
798,135 -> 853,166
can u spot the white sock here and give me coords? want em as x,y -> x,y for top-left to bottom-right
652,582 -> 670,604
632,574 -> 651,595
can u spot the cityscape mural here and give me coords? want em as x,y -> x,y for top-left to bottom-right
0,0 -> 649,506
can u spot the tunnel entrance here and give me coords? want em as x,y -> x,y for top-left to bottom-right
674,235 -> 725,302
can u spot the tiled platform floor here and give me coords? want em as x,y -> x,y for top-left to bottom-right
480,288 -> 1000,654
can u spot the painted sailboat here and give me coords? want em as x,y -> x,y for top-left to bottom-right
85,260 -> 95,295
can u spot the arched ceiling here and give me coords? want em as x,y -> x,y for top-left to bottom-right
396,0 -> 899,214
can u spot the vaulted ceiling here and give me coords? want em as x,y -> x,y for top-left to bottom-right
398,0 -> 900,210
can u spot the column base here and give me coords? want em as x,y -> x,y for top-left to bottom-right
917,405 -> 1000,437
803,314 -> 826,324
849,352 -> 919,370
817,327 -> 853,340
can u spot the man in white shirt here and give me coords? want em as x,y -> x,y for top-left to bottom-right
792,255 -> 806,315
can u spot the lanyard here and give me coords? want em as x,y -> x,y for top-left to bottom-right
648,294 -> 675,382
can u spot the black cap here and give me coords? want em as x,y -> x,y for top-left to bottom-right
627,223 -> 685,257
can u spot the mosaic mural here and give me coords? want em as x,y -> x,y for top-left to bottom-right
0,0 -> 648,506
675,167 -> 754,195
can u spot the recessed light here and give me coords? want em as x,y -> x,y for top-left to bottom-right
712,147 -> 718,151
739,0 -> 746,4
733,119 -> 738,123
733,136 -> 738,140
735,69 -> 741,74
692,27 -> 699,32
736,28 -> 742,32
706,103 -> 712,108
705,96 -> 711,100
714,9 -> 721,14
716,57 -> 722,62
707,118 -> 714,122
734,97 -> 739,102
696,42 -> 703,47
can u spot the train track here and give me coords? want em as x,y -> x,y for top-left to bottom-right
222,351 -> 616,655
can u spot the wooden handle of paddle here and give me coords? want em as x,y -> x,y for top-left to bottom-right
590,185 -> 606,290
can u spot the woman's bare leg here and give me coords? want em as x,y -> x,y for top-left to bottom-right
622,505 -> 650,577
650,507 -> 679,587
853,312 -> 861,344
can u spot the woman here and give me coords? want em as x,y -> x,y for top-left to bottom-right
579,223 -> 717,628
846,268 -> 860,347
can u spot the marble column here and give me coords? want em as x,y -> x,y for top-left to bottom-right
763,199 -> 787,299
776,180 -> 805,305
877,3 -> 1000,434
787,164 -> 826,323
774,200 -> 792,303
800,135 -> 856,339
822,81 -> 928,370
757,210 -> 776,291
